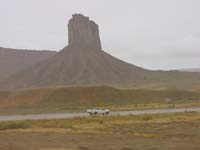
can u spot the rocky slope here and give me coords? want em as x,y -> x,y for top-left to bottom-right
0,47 -> 56,81
0,14 -> 200,91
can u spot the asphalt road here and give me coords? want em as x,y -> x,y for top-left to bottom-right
0,107 -> 199,122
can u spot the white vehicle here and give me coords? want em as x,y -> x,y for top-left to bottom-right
87,108 -> 110,115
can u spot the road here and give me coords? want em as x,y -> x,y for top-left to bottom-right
0,107 -> 199,122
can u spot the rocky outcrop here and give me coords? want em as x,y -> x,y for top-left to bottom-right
68,14 -> 102,50
1,14 -> 200,91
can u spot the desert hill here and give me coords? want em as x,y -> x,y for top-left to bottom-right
0,14 -> 200,90
0,86 -> 199,115
179,68 -> 200,72
0,47 -> 56,81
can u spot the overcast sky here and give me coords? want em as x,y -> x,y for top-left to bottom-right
0,0 -> 199,70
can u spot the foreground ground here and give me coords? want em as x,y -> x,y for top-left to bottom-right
0,112 -> 199,150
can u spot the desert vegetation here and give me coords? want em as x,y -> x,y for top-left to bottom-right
0,112 -> 199,150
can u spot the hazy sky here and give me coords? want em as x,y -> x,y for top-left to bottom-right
0,0 -> 199,70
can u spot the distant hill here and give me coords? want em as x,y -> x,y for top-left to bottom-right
0,14 -> 200,91
179,68 -> 200,72
0,47 -> 56,81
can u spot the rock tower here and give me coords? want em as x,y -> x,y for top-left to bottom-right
68,14 -> 102,50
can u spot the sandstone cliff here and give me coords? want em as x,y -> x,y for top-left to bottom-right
68,14 -> 102,50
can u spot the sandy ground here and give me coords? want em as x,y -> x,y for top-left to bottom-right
0,120 -> 199,150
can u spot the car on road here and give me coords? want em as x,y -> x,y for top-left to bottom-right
87,108 -> 110,115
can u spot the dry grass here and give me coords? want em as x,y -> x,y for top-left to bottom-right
0,112 -> 199,133
0,112 -> 200,150
107,101 -> 200,111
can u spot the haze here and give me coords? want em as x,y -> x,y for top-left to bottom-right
0,0 -> 199,70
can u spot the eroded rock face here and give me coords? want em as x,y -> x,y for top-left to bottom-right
68,14 -> 102,50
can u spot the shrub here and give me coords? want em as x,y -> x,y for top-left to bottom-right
0,122 -> 30,130
142,115 -> 153,121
